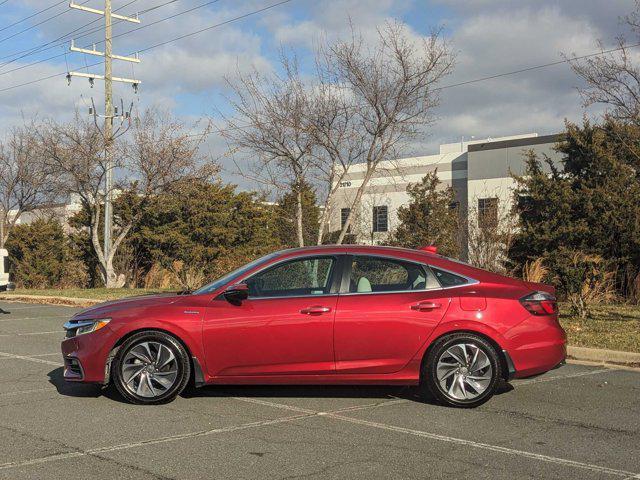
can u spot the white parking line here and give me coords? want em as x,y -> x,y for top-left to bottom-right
0,351 -> 63,366
326,412 -> 638,478
0,315 -> 70,322
515,368 -> 614,385
233,397 -> 639,478
0,331 -> 60,337
0,352 -> 60,361
0,401 -> 395,471
0,387 -> 56,398
0,305 -> 66,310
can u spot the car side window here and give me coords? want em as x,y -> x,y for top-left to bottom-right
431,267 -> 469,287
349,256 -> 438,293
245,256 -> 336,298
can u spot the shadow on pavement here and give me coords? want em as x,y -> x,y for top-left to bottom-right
183,383 -> 419,401
46,366 -> 515,406
47,367 -> 103,398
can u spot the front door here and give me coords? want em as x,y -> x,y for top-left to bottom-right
334,255 -> 451,374
202,255 -> 340,377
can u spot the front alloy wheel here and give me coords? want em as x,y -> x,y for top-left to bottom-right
423,333 -> 501,408
113,331 -> 191,405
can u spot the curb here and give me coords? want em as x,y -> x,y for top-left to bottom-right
0,294 -> 102,308
567,345 -> 640,368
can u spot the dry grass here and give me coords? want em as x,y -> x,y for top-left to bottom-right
522,258 -> 548,283
560,302 -> 640,353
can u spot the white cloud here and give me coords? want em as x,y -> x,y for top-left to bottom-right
0,0 -> 634,187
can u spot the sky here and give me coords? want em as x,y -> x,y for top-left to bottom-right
0,0 -> 636,188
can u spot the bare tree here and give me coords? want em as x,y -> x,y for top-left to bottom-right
223,55 -> 315,247
324,21 -> 454,244
306,77 -> 366,244
225,22 -> 453,246
466,197 -> 517,274
0,122 -> 56,248
568,3 -> 640,124
39,109 -> 215,288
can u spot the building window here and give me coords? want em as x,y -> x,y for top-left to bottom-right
372,205 -> 388,233
478,198 -> 498,229
341,208 -> 351,231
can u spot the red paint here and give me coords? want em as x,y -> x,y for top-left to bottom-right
61,245 -> 566,386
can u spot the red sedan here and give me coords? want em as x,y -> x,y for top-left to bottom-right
62,245 -> 566,407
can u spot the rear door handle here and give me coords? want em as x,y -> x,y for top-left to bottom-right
300,306 -> 332,315
411,301 -> 441,312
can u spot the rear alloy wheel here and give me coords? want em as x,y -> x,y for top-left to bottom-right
423,333 -> 501,408
113,331 -> 191,405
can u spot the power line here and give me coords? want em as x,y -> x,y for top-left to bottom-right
3,0 -> 632,99
0,0 -> 143,68
0,1 -> 92,46
0,0 -> 175,65
136,0 -> 288,53
0,1 -> 10,8
0,0 -> 215,77
0,0 -> 66,34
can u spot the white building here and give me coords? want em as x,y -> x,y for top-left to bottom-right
330,132 -> 562,254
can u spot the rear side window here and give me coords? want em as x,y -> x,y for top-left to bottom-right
349,256 -> 438,293
2,256 -> 7,275
431,267 -> 468,287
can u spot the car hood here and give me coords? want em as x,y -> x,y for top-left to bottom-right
72,293 -> 182,319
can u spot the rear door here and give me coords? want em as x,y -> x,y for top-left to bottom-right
334,255 -> 451,374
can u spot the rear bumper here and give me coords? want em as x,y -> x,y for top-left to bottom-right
504,315 -> 567,379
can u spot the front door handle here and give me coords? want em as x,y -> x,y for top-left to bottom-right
300,305 -> 332,315
411,301 -> 441,312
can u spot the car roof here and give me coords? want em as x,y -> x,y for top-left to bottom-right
275,244 -> 524,287
278,244 -> 435,256
275,244 -> 441,264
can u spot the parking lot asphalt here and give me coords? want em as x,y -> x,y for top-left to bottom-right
0,302 -> 638,480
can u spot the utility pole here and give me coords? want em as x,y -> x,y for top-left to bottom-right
104,0 -> 113,261
66,1 -> 141,277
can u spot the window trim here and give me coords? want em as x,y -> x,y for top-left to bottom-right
338,253 -> 479,296
212,252 -> 479,301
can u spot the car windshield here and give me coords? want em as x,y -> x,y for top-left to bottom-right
192,252 -> 281,295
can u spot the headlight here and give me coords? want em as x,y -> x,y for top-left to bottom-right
63,318 -> 111,338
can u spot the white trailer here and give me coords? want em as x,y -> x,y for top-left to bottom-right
0,249 -> 14,291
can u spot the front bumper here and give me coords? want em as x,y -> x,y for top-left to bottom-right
61,326 -> 115,383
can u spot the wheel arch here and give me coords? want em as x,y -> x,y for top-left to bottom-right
105,327 -> 204,386
421,329 -> 512,381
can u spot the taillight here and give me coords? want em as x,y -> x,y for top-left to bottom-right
520,291 -> 557,316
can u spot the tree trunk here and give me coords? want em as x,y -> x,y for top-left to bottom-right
296,187 -> 304,247
316,208 -> 328,246
103,257 -> 126,288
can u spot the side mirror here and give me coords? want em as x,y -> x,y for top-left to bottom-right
223,283 -> 249,305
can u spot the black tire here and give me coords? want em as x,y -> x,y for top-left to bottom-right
112,331 -> 191,405
422,333 -> 501,408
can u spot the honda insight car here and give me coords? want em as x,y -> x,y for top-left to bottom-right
62,245 -> 566,407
